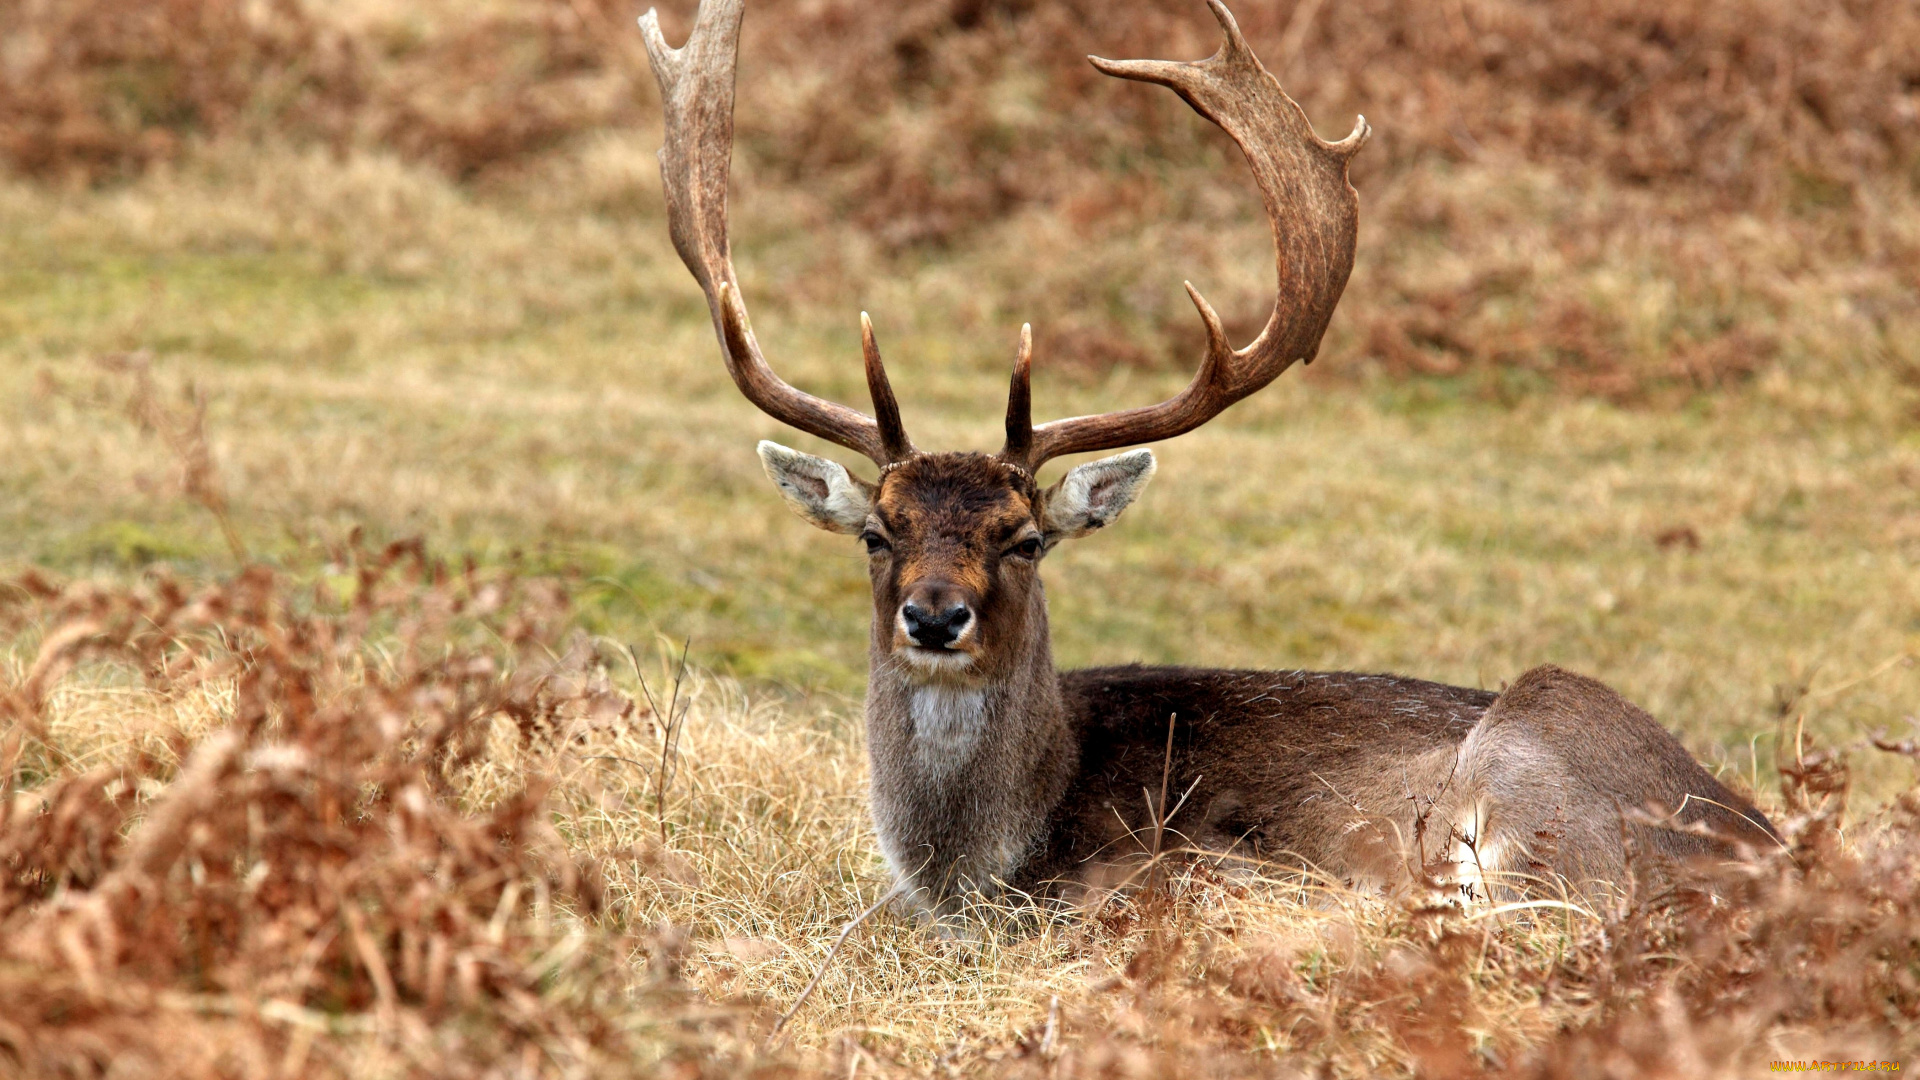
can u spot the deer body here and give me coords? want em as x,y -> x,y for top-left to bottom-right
1038,664 -> 1763,899
640,0 -> 1777,916
876,649 -> 1775,909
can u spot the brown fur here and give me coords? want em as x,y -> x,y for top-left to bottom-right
1026,664 -> 1776,903
860,456 -> 1071,899
843,453 -> 1776,914
868,454 -> 1040,674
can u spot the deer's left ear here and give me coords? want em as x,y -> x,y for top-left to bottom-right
1041,449 -> 1156,542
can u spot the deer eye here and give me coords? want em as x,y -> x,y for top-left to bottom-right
1006,537 -> 1044,561
859,531 -> 890,555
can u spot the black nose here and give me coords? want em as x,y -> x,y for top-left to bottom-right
901,601 -> 971,649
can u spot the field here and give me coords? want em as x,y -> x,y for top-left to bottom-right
3,0 -> 1919,1075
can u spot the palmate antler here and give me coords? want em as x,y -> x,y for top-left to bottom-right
1002,0 -> 1369,471
641,0 -> 913,467
642,0 -> 1366,475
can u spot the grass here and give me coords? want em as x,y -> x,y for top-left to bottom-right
2,141 -> 1915,792
2,1 -> 1919,1069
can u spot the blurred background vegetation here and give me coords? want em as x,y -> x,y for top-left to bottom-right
2,0 -> 1917,796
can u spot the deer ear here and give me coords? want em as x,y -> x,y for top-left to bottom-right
757,442 -> 874,534
1041,449 -> 1156,542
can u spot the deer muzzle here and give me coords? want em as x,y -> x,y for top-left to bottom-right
894,583 -> 980,664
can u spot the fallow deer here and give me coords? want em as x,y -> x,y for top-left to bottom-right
639,0 -> 1777,915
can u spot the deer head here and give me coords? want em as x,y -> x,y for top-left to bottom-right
642,0 -> 1367,685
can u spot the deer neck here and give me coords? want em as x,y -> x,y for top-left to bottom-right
864,581 -> 1078,906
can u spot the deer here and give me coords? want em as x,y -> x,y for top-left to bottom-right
638,0 -> 1778,918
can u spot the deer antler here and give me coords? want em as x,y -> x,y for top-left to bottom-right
1000,0 -> 1368,472
640,0 -> 914,467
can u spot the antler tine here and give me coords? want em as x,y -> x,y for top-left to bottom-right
1001,323 -> 1034,467
861,312 -> 914,461
1003,0 -> 1368,471
642,0 -> 909,467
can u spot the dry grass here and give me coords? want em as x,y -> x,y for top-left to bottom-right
2,0 -> 1919,1074
3,549 -> 1918,1077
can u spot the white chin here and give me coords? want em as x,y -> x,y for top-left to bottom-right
899,647 -> 976,675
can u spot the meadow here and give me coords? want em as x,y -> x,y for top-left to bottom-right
2,0 -> 1919,1075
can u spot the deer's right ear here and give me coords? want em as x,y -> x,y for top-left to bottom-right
757,441 -> 874,535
